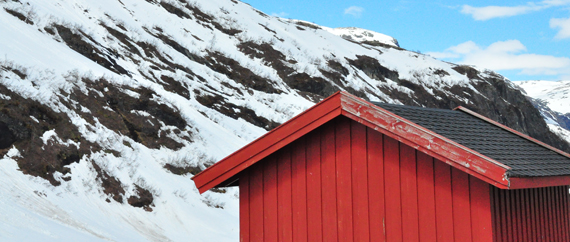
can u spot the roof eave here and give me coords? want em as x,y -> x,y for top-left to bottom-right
509,176 -> 570,189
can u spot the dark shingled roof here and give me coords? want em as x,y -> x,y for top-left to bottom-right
372,102 -> 570,178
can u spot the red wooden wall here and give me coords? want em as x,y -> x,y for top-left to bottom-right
490,185 -> 570,242
239,117 -> 494,242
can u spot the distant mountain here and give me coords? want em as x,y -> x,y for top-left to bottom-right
322,26 -> 400,48
1,0 -> 567,241
516,80 -> 570,143
516,81 -> 570,115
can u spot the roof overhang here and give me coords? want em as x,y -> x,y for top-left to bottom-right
192,91 -> 569,193
509,176 -> 570,189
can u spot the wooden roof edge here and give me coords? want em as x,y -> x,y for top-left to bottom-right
192,91 -> 344,194
509,175 -> 570,189
339,94 -> 510,187
454,106 -> 570,160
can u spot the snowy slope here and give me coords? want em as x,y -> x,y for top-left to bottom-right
323,26 -> 400,47
515,80 -> 570,143
548,124 -> 570,143
516,80 -> 570,115
0,0 -> 566,241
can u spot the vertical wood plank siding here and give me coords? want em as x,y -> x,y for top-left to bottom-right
263,156 -> 278,241
321,122 -> 338,242
239,170 -> 250,242
490,185 -> 570,242
240,117 -> 494,241
277,147 -> 293,242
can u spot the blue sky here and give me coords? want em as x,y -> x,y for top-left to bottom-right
242,0 -> 570,81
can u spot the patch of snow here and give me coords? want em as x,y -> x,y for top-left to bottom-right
30,116 -> 39,123
40,130 -> 80,149
131,110 -> 151,117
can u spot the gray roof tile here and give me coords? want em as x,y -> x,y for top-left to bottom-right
373,102 -> 570,178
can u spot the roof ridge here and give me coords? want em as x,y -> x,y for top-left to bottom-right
371,102 -> 459,113
454,106 -> 570,160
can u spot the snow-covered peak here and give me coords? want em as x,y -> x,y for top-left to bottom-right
516,80 -> 570,114
323,27 -> 400,48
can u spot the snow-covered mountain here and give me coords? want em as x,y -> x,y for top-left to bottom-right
322,26 -> 400,48
548,123 -> 570,144
516,81 -> 570,115
0,0 -> 567,241
516,80 -> 570,143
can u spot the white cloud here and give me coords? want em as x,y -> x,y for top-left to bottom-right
461,0 -> 570,20
543,0 -> 570,5
271,12 -> 289,18
427,40 -> 570,76
461,5 -> 541,20
551,17 -> 570,39
448,41 -> 480,54
344,6 -> 364,18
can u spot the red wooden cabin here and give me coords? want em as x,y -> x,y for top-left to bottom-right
193,91 -> 570,242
